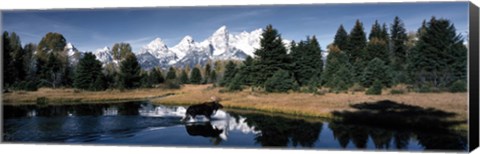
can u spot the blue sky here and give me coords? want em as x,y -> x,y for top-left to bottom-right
2,2 -> 469,52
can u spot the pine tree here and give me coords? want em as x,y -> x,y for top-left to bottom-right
204,63 -> 212,83
150,68 -> 165,84
291,36 -> 323,86
118,53 -> 142,89
364,38 -> 389,64
179,69 -> 189,84
220,61 -> 237,86
390,16 -> 408,84
210,70 -> 217,84
369,20 -> 382,40
227,74 -> 243,91
239,56 -> 255,86
190,67 -> 202,84
265,69 -> 298,93
253,24 -> 291,86
2,32 -> 14,87
333,25 -> 349,51
322,45 -> 354,92
35,32 -> 69,87
73,52 -> 104,91
408,17 -> 466,89
23,43 -> 37,80
166,67 -> 177,81
346,20 -> 367,82
361,58 -> 391,88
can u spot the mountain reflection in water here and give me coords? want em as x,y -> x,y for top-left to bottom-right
2,101 -> 467,151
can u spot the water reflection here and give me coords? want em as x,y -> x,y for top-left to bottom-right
330,100 -> 467,150
2,101 -> 467,151
185,122 -> 224,145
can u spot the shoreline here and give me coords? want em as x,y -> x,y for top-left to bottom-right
3,84 -> 468,122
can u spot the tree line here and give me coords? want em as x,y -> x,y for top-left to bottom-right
2,16 -> 467,94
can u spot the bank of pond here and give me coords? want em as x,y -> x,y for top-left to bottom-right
2,101 -> 467,152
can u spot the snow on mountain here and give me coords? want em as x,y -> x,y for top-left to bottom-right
64,43 -> 82,66
94,46 -> 113,65
131,25 -> 293,69
137,38 -> 177,69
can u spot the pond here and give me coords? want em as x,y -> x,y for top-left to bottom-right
2,101 -> 467,152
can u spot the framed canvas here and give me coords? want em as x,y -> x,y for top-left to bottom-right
1,0 -> 479,153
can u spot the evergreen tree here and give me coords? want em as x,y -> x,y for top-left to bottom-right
166,67 -> 177,81
408,17 -> 466,89
361,58 -> 391,88
291,36 -> 323,86
140,71 -> 153,88
380,23 -> 390,44
346,20 -> 367,82
179,69 -> 189,84
150,68 -> 165,84
364,38 -> 389,64
390,16 -> 408,84
190,67 -> 202,84
227,74 -> 243,91
210,70 -> 217,84
23,43 -> 37,80
73,52 -> 104,91
253,24 -> 291,86
35,32 -> 69,87
366,80 -> 382,95
333,25 -> 349,51
45,52 -> 63,88
220,61 -> 237,86
238,56 -> 256,86
369,20 -> 382,40
118,53 -> 142,89
204,63 -> 212,83
264,69 -> 298,93
322,45 -> 354,92
2,32 -> 14,87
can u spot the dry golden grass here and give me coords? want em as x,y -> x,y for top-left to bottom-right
2,87 -> 176,105
3,84 -> 468,122
151,84 -> 468,121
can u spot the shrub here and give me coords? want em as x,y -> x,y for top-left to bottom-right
349,83 -> 365,92
449,80 -> 467,93
36,97 -> 48,105
366,80 -> 382,95
389,84 -> 407,94
165,80 -> 181,89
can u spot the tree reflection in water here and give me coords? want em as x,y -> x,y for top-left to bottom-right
330,100 -> 467,151
185,122 -> 224,145
228,112 -> 323,148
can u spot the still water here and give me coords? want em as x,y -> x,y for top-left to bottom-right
2,101 -> 467,151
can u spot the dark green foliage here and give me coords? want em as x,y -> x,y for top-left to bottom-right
361,58 -> 391,88
73,52 -> 105,91
190,67 -> 202,84
346,20 -> 367,64
220,61 -> 237,86
364,38 -> 389,64
333,25 -> 349,51
366,80 -> 382,95
369,20 -> 382,40
227,74 -> 243,91
166,67 -> 177,80
380,23 -> 390,45
45,52 -> 63,88
112,43 -> 133,60
150,68 -> 165,84
204,63 -> 212,83
118,53 -> 142,89
139,71 -> 151,88
3,32 -> 13,87
165,80 -> 181,89
390,16 -> 409,84
290,36 -> 323,86
34,32 -> 70,88
407,17 -> 467,89
237,56 -> 256,86
209,70 -> 217,83
323,46 -> 354,92
179,69 -> 189,84
449,80 -> 467,93
346,20 -> 368,82
264,70 -> 298,93
253,25 -> 291,86
3,32 -> 25,87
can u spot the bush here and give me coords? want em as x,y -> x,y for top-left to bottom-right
165,80 -> 181,89
349,83 -> 365,92
366,80 -> 382,95
449,80 -> 467,93
389,84 -> 407,94
226,74 -> 243,92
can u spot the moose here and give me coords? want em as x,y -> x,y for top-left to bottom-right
181,96 -> 223,122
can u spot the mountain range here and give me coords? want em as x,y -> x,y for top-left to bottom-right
66,26 -> 327,70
